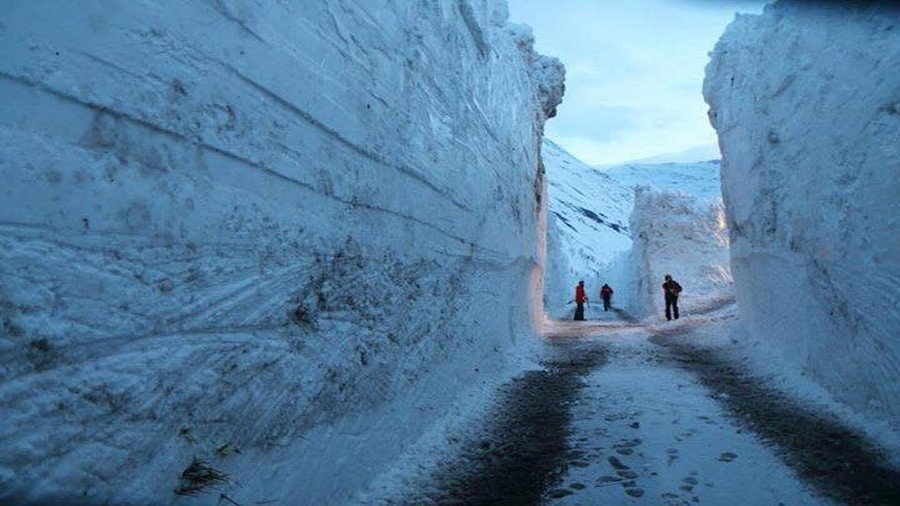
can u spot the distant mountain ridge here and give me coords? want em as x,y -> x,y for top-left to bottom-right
592,143 -> 721,169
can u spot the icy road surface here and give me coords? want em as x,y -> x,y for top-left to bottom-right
380,308 -> 900,505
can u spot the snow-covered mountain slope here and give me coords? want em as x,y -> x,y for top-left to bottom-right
704,1 -> 900,448
597,144 -> 720,167
0,2 -> 563,504
542,140 -> 632,318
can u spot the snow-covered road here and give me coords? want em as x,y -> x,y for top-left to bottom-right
550,326 -> 823,505
381,308 -> 900,505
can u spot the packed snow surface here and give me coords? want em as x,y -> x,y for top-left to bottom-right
0,1 -> 563,504
551,321 -> 826,506
704,1 -> 900,451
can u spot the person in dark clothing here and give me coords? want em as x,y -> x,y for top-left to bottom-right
662,274 -> 682,321
600,284 -> 614,311
574,280 -> 587,321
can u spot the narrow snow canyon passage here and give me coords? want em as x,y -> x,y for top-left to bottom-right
387,308 -> 900,505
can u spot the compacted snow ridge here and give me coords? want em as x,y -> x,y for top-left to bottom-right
704,0 -> 900,454
0,1 -> 563,504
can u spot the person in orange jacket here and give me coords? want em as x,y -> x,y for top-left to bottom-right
600,283 -> 614,311
574,280 -> 587,321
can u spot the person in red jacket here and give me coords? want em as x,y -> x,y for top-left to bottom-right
662,274 -> 683,321
574,280 -> 587,321
600,283 -> 614,311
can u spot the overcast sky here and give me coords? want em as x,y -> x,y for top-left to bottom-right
507,0 -> 768,166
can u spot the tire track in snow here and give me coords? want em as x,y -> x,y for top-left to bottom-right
653,329 -> 900,505
399,342 -> 608,505
404,302 -> 898,505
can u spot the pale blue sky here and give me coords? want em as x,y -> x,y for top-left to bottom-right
507,0 -> 768,166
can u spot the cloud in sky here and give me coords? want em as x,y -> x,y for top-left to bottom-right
507,0 -> 768,165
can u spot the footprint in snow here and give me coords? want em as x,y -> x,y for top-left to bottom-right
666,448 -> 680,465
625,487 -> 645,498
616,438 -> 642,448
548,488 -> 572,499
608,456 -> 630,470
718,451 -> 738,462
617,470 -> 638,480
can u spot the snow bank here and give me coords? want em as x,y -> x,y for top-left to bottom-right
0,2 -> 563,504
704,2 -> 900,445
629,187 -> 732,318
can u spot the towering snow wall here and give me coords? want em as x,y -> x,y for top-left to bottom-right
0,2 -> 563,504
704,2 -> 900,441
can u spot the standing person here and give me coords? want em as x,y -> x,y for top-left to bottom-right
574,280 -> 588,321
662,274 -> 682,321
600,283 -> 614,311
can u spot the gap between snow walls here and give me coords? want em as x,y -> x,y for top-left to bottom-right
0,2 -> 563,504
542,139 -> 732,323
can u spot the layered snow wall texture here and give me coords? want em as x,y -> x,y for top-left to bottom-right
704,2 -> 900,438
0,2 -> 563,504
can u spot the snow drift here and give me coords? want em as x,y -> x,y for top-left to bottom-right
0,2 -> 563,504
704,2 -> 900,445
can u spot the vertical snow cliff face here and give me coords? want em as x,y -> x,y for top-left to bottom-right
0,2 -> 563,504
629,188 -> 731,318
705,3 -> 900,439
